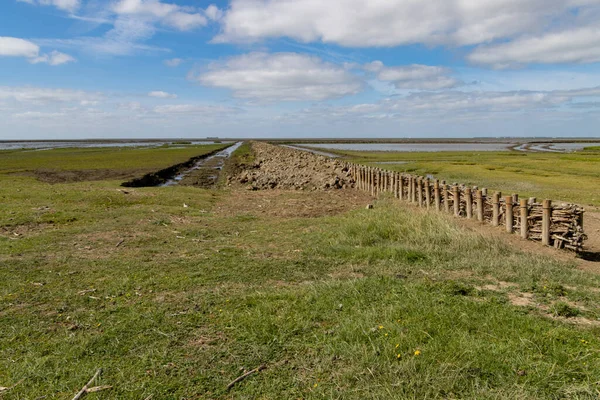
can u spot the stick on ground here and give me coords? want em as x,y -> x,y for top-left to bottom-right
226,365 -> 266,390
71,369 -> 111,400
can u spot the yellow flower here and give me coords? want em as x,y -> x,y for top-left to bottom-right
378,325 -> 384,330
395,344 -> 400,349
384,333 -> 388,337
414,350 -> 421,356
313,383 -> 318,388
396,354 -> 401,359
580,339 -> 589,344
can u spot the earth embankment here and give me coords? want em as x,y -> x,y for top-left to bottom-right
229,142 -> 354,190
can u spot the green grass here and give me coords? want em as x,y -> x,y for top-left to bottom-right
329,149 -> 600,206
2,147 -> 600,398
0,143 -> 227,175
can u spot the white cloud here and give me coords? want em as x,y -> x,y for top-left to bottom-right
205,4 -> 223,21
17,0 -> 80,12
214,0 -> 600,68
365,61 -> 462,90
164,58 -> 183,67
112,0 -> 207,31
469,26 -> 600,67
35,1 -> 216,57
0,37 -> 76,66
148,91 -> 177,99
194,52 -> 364,101
0,37 -> 40,58
153,104 -> 240,116
0,86 -> 102,105
30,50 -> 76,66
216,0 -> 596,47
37,17 -> 168,56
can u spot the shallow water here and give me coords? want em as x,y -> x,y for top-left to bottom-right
282,145 -> 339,158
296,142 -> 600,153
296,143 -> 513,152
161,142 -> 243,187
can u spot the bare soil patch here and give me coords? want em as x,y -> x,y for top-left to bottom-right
214,188 -> 372,219
27,168 -> 148,184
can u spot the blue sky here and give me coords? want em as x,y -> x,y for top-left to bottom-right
1,0 -> 600,139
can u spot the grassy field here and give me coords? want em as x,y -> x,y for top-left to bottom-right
0,143 -> 228,183
327,149 -> 600,207
2,145 -> 600,398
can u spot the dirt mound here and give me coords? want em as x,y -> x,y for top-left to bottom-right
229,142 -> 354,190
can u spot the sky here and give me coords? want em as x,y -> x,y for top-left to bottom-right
1,0 -> 600,139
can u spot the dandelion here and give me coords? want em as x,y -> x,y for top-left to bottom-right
378,325 -> 384,330
395,344 -> 400,349
384,333 -> 388,337
396,354 -> 401,359
414,350 -> 421,356
313,383 -> 318,388
580,339 -> 589,344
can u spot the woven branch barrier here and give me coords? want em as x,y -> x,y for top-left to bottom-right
347,163 -> 587,252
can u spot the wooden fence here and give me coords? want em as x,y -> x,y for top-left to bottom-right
347,164 -> 587,252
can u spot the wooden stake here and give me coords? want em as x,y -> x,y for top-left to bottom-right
425,178 -> 431,209
476,190 -> 484,221
434,180 -> 441,211
542,199 -> 552,246
453,185 -> 460,217
520,199 -> 528,239
443,184 -> 450,213
465,187 -> 473,219
505,195 -> 514,233
492,192 -> 500,226
399,175 -> 404,200
417,178 -> 423,207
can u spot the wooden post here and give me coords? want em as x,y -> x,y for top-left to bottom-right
542,200 -> 552,246
505,195 -> 514,233
492,192 -> 500,226
408,176 -> 413,202
443,184 -> 450,213
383,171 -> 388,193
434,180 -> 441,211
417,178 -> 423,207
512,193 -> 519,205
411,177 -> 417,203
520,199 -> 528,239
482,188 -> 488,197
476,190 -> 484,221
370,168 -> 374,196
465,187 -> 473,219
399,175 -> 404,200
393,173 -> 398,198
453,185 -> 460,217
425,178 -> 431,209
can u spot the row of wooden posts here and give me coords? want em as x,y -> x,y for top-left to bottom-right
347,163 -> 586,251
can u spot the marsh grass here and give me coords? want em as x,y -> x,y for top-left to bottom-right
2,147 -> 600,398
327,149 -> 600,206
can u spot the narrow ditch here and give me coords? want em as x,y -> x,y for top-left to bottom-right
122,142 -> 242,188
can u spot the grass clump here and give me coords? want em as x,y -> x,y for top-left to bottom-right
551,302 -> 581,318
